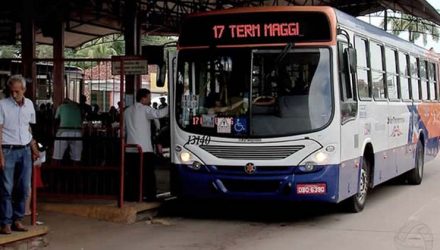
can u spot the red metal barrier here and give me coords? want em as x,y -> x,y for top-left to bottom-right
31,165 -> 37,226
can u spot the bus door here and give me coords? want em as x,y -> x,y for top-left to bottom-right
338,37 -> 359,201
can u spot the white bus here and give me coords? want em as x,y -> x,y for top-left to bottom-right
166,6 -> 440,212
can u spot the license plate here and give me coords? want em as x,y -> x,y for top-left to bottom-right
296,183 -> 326,194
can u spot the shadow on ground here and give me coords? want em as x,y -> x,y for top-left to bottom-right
158,198 -> 344,224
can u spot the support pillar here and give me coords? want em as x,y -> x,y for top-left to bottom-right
52,22 -> 65,107
124,0 -> 141,105
384,10 -> 388,31
21,0 -> 36,101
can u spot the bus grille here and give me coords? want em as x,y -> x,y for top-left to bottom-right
199,145 -> 304,160
213,165 -> 293,175
221,179 -> 280,193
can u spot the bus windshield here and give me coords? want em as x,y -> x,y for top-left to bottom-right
176,48 -> 333,137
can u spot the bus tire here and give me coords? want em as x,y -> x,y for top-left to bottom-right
406,140 -> 424,185
344,156 -> 370,213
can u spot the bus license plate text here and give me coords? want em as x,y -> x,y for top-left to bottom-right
296,183 -> 326,195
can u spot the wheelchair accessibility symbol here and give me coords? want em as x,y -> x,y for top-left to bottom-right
233,117 -> 247,134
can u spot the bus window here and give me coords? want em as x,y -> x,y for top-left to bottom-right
428,62 -> 438,100
398,52 -> 411,100
175,48 -> 332,137
250,48 -> 332,136
370,43 -> 385,99
420,60 -> 428,100
410,56 -> 420,100
385,47 -> 398,100
338,40 -> 357,123
355,37 -> 371,99
176,50 -> 251,133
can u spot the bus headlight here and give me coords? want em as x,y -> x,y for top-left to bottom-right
180,151 -> 191,162
314,152 -> 328,163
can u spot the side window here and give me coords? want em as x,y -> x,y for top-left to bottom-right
428,62 -> 438,100
419,60 -> 428,100
338,40 -> 357,123
385,47 -> 399,100
410,56 -> 420,100
370,42 -> 386,99
355,37 -> 371,99
398,52 -> 411,100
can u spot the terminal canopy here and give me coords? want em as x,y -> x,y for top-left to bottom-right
2,0 -> 440,48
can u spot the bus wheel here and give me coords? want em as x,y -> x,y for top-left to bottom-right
406,140 -> 424,185
344,157 -> 370,213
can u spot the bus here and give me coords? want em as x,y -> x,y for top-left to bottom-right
0,60 -> 84,105
168,6 -> 440,212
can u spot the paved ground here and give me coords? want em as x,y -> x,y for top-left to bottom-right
35,156 -> 440,250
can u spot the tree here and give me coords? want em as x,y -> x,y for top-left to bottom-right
0,45 -> 20,58
36,45 -> 53,58
381,12 -> 439,46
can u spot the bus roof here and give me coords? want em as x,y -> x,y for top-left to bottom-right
334,9 -> 437,59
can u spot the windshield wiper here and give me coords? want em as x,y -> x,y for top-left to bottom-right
274,43 -> 293,67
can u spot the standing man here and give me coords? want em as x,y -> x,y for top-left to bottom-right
52,98 -> 83,165
0,75 -> 39,234
125,89 -> 168,201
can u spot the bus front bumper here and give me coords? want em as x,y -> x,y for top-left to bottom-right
170,164 -> 340,203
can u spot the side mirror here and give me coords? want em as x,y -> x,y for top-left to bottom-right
156,63 -> 166,87
142,45 -> 166,87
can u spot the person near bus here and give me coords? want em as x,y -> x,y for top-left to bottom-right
125,88 -> 168,201
79,94 -> 92,121
52,98 -> 83,165
0,75 -> 39,234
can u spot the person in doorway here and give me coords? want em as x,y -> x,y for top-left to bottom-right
79,94 -> 92,121
124,89 -> 168,201
0,75 -> 39,234
158,97 -> 167,109
52,98 -> 83,165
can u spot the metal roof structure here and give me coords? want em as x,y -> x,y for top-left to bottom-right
4,0 -> 440,48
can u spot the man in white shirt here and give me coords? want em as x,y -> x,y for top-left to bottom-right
125,88 -> 168,201
0,75 -> 39,234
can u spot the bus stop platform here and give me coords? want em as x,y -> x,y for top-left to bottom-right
0,225 -> 49,248
35,157 -> 171,224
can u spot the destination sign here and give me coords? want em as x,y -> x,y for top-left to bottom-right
212,22 -> 300,39
179,11 -> 331,47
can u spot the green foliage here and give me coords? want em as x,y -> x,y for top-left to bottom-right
380,12 -> 440,46
0,45 -> 20,58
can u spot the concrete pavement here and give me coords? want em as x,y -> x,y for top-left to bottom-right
31,156 -> 440,250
